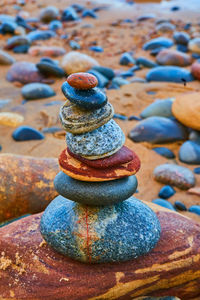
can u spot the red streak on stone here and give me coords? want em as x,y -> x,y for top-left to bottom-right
85,206 -> 91,263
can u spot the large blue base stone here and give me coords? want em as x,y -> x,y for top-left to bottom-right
54,171 -> 138,205
40,196 -> 161,263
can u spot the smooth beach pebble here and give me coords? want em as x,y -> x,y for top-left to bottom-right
36,61 -> 65,78
27,30 -> 56,42
6,61 -> 50,84
61,6 -> 78,21
143,37 -> 174,50
82,9 -> 97,19
136,57 -> 157,68
69,40 -> 81,50
172,92 -> 200,130
179,141 -> 200,164
22,83 -> 56,100
152,199 -> 176,211
59,101 -> 114,134
174,201 -> 187,211
61,51 -> 99,75
62,81 -> 107,110
129,116 -> 188,144
89,46 -> 104,52
173,31 -> 190,45
49,20 -> 62,31
156,22 -> 175,33
93,66 -> 115,80
189,130 -> 200,143
120,52 -> 135,66
40,195 -> 161,263
194,167 -> 200,174
188,38 -> 200,54
188,205 -> 200,216
191,60 -> 200,80
156,49 -> 192,66
153,147 -> 175,159
66,119 -> 125,160
0,112 -> 24,127
0,50 -> 15,65
158,185 -> 175,199
5,35 -> 30,50
28,46 -> 66,57
54,172 -> 138,205
13,44 -> 29,54
39,6 -> 59,23
12,125 -> 45,141
67,72 -> 98,90
140,98 -> 173,118
146,66 -> 194,83
154,164 -> 195,190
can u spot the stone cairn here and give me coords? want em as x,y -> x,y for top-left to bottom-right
40,72 -> 161,263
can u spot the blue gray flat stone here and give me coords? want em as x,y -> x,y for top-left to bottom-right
179,141 -> 200,164
146,66 -> 194,83
40,195 -> 161,263
54,171 -> 138,205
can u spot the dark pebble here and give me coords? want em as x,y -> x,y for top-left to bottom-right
176,44 -> 188,53
194,167 -> 200,174
89,46 -> 104,52
91,66 -> 115,80
173,31 -> 190,45
143,37 -> 174,50
158,185 -> 175,199
27,30 -> 56,42
137,14 -> 155,22
62,81 -> 107,110
49,20 -> 62,31
22,83 -> 56,100
150,47 -> 165,56
82,9 -> 97,19
113,113 -> 128,121
189,130 -> 200,144
0,145 -> 2,151
6,35 -> 30,50
171,6 -> 180,11
13,44 -> 29,53
136,57 -> 157,68
192,53 -> 200,59
129,116 -> 188,144
120,52 -> 135,65
62,7 -> 78,21
119,70 -> 134,78
36,61 -> 65,78
71,4 -> 84,13
12,126 -> 44,141
174,201 -> 187,211
152,198 -> 176,211
146,66 -> 194,83
0,21 -> 17,34
128,115 -> 141,121
153,147 -> 175,159
188,205 -> 200,216
112,77 -> 129,87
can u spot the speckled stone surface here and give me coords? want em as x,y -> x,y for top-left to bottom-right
67,72 -> 98,89
62,81 -> 107,110
40,195 -> 161,263
54,171 -> 138,205
66,119 -> 125,159
60,100 -> 114,134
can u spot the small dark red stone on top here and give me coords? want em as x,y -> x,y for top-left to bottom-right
67,72 -> 98,90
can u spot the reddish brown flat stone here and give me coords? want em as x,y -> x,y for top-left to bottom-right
59,148 -> 140,181
191,61 -> 200,80
0,203 -> 199,299
67,146 -> 134,169
0,154 -> 59,223
67,72 -> 98,90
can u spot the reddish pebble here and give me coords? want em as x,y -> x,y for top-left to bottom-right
67,145 -> 134,169
191,61 -> 200,80
67,72 -> 98,90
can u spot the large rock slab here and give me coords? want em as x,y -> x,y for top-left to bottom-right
0,154 -> 58,223
0,203 -> 200,299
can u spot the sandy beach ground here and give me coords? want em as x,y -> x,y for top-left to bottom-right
0,0 -> 200,222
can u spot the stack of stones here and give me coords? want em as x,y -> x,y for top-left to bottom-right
40,73 -> 161,263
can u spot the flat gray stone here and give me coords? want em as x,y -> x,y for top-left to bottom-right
54,171 -> 138,205
67,119 -> 125,159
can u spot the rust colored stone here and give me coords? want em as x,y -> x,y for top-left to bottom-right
6,62 -> 54,85
67,72 -> 98,90
0,203 -> 200,299
156,49 -> 192,67
59,148 -> 140,181
28,46 -> 66,57
0,154 -> 59,223
191,60 -> 200,80
67,146 -> 134,169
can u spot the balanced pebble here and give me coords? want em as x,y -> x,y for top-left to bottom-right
67,72 -> 98,90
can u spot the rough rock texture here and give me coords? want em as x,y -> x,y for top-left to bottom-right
172,92 -> 200,130
0,154 -> 58,223
0,203 -> 200,299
